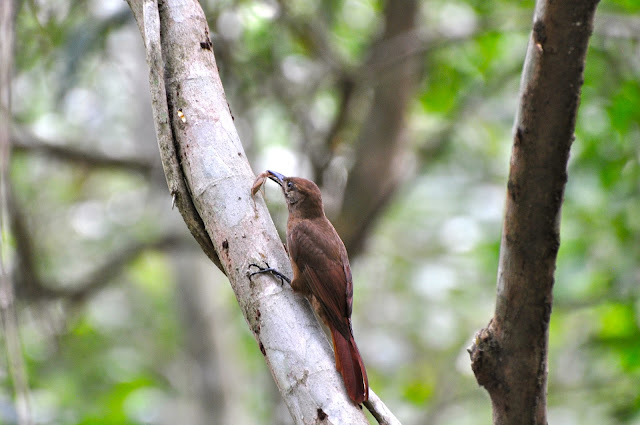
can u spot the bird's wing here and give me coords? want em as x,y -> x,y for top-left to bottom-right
288,219 -> 353,339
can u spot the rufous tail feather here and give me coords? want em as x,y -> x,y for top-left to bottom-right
331,327 -> 369,404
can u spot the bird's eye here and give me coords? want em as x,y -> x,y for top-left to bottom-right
287,181 -> 293,189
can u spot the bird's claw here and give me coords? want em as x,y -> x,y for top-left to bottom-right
248,263 -> 291,286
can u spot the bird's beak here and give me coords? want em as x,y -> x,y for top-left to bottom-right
267,170 -> 286,187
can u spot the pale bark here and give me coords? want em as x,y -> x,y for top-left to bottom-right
130,0 -> 222,270
127,0 -> 398,423
468,1 -> 600,424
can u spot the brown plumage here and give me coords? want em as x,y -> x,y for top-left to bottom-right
253,170 -> 369,404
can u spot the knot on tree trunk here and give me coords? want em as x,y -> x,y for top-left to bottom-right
468,319 -> 506,395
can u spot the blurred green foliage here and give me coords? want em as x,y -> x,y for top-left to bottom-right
3,0 -> 640,424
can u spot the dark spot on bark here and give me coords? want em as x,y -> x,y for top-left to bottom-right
201,27 -> 213,50
317,408 -> 327,421
237,152 -> 242,156
553,185 -> 565,203
222,239 -> 229,251
542,300 -> 552,324
227,101 -> 234,120
254,310 -> 262,332
259,341 -> 266,356
548,232 -> 561,254
299,370 -> 309,385
533,20 -> 546,46
507,179 -> 520,202
514,127 -> 523,147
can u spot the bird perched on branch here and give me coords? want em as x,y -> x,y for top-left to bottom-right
250,170 -> 369,404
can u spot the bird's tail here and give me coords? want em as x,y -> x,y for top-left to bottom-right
331,326 -> 369,404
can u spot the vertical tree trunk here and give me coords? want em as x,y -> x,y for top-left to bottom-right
334,0 -> 421,256
468,1 -> 600,424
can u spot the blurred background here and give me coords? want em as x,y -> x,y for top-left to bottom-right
3,0 -> 640,424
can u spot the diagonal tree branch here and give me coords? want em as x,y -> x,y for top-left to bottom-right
127,0 -> 399,422
11,129 -> 156,177
468,1 -> 600,424
273,0 -> 347,73
6,179 -> 192,302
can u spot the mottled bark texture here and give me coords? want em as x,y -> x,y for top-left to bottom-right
468,1 -> 600,424
127,0 -> 398,423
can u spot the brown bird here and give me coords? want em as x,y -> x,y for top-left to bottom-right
250,170 -> 369,404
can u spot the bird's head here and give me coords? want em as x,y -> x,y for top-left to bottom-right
267,171 -> 324,219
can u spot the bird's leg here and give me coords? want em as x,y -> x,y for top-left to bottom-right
248,263 -> 291,286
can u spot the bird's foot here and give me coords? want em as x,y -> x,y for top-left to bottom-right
248,263 -> 291,286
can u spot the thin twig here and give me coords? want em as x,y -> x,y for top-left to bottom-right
364,389 -> 402,425
9,188 -> 191,301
